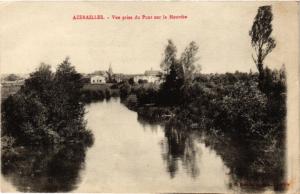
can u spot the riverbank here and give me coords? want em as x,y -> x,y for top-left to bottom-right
80,83 -> 120,103
119,70 -> 287,191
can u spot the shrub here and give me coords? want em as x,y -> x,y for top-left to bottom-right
119,81 -> 131,100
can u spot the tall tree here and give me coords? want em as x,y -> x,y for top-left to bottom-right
249,6 -> 276,79
180,41 -> 200,83
52,57 -> 84,133
159,40 -> 186,105
160,39 -> 177,75
160,60 -> 184,105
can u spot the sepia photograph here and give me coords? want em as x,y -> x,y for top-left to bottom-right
0,1 -> 299,193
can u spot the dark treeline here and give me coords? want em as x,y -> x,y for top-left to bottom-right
1,58 -> 94,147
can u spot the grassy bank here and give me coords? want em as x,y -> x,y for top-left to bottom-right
80,83 -> 120,103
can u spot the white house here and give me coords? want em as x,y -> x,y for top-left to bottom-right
90,75 -> 106,84
133,69 -> 162,83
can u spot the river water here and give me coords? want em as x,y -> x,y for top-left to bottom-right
2,98 -> 281,192
74,98 -> 231,192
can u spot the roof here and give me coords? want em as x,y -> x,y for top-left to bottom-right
90,74 -> 106,78
92,70 -> 107,76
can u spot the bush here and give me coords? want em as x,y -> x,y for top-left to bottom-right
105,88 -> 111,99
119,81 -> 131,100
1,58 -> 94,147
136,84 -> 159,105
124,94 -> 138,109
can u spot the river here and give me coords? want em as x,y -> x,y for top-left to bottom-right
1,98 -> 280,192
73,98 -> 231,192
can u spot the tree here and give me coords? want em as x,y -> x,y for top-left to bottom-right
160,40 -> 201,105
5,74 -> 20,81
120,81 -> 131,100
52,57 -> 85,136
1,92 -> 52,145
160,60 -> 184,105
23,63 -> 54,106
180,41 -> 200,83
2,57 -> 93,146
249,6 -> 276,80
160,39 -> 177,75
128,77 -> 135,85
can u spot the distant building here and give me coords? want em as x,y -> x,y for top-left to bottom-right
90,75 -> 106,84
144,69 -> 162,77
88,65 -> 113,84
133,75 -> 147,83
133,68 -> 162,83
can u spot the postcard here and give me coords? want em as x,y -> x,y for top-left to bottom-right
0,1 -> 299,193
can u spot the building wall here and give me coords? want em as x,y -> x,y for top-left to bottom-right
134,75 -> 160,83
91,76 -> 106,84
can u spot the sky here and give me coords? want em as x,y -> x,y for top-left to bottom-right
0,2 -> 298,74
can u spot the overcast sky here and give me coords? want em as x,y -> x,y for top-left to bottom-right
0,2 -> 298,74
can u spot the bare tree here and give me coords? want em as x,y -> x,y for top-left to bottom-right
249,5 -> 276,78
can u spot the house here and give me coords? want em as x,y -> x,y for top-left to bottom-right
90,75 -> 106,84
133,68 -> 162,84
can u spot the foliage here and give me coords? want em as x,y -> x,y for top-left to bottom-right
128,77 -> 135,85
180,41 -> 201,83
135,84 -> 159,105
160,39 -> 177,75
123,94 -> 138,109
159,40 -> 200,105
119,81 -> 131,100
4,74 -> 21,81
159,60 -> 185,105
1,58 -> 94,147
81,89 -> 105,103
130,69 -> 286,191
249,5 -> 276,86
80,83 -> 119,102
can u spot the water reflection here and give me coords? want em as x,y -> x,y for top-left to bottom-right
138,116 -> 286,192
161,123 -> 200,179
1,144 -> 87,192
200,129 -> 285,192
137,115 -> 162,133
1,100 -> 285,192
